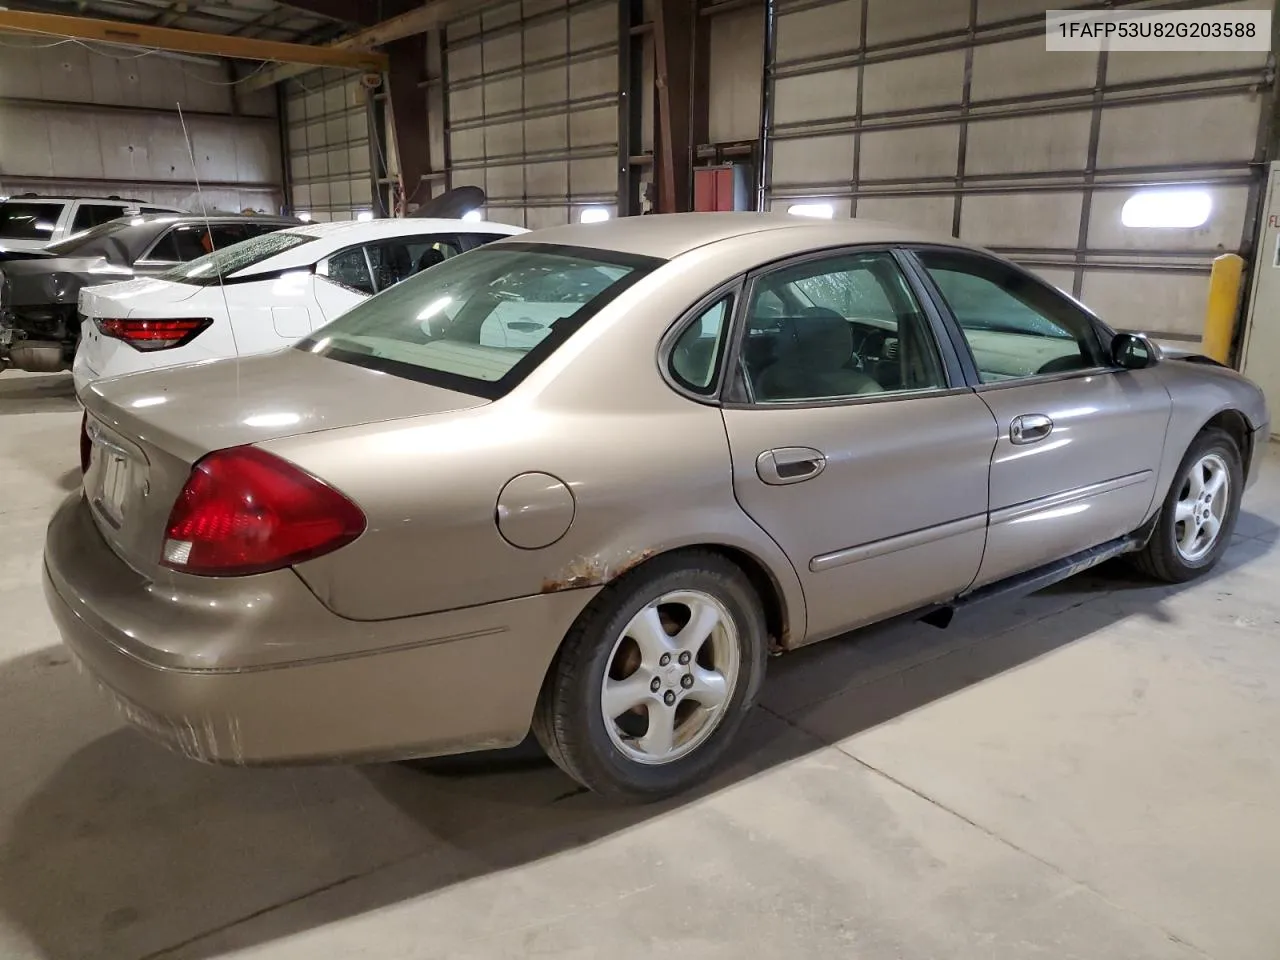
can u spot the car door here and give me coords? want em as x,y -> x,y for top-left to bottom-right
719,248 -> 999,643
909,248 -> 1172,588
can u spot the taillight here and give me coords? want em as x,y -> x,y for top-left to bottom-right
97,317 -> 211,351
79,411 -> 90,474
161,446 -> 365,577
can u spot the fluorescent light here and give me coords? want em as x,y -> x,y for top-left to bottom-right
462,209 -> 483,222
1121,188 -> 1212,229
356,210 -> 374,222
788,202 -> 834,219
297,211 -> 312,222
579,207 -> 610,224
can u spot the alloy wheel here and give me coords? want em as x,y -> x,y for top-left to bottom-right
599,590 -> 740,765
1173,452 -> 1230,563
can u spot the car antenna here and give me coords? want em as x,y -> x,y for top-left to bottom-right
176,101 -> 241,392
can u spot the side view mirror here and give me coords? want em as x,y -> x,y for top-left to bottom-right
1111,332 -> 1159,370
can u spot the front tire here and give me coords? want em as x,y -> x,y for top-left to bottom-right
1132,427 -> 1242,582
532,551 -> 768,802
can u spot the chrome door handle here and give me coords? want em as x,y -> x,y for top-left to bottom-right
756,446 -> 826,485
1010,414 -> 1054,445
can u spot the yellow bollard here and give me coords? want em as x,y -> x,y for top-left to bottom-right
1202,253 -> 1245,364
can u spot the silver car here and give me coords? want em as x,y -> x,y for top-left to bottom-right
44,213 -> 1269,801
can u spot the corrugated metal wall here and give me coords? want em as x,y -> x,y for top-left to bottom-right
444,0 -> 622,228
284,69 -> 375,222
0,39 -> 282,213
761,0 -> 1271,343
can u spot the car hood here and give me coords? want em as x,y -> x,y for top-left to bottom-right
0,256 -> 124,307
80,347 -> 490,464
79,277 -> 203,317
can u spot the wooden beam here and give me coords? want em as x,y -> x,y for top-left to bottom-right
240,0 -> 496,93
653,0 -> 694,213
0,9 -> 388,71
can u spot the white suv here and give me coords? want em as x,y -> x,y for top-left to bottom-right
0,194 -> 185,252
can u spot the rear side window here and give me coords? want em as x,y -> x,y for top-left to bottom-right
71,203 -> 127,233
0,201 -> 63,240
670,296 -> 733,394
324,247 -> 375,294
301,244 -> 661,398
148,225 -> 214,262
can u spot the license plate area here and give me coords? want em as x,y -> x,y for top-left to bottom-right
85,420 -> 146,531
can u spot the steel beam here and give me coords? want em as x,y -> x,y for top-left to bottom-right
0,9 -> 387,71
241,0 -> 509,93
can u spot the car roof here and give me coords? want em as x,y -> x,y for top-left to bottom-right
127,213 -> 297,225
286,217 -> 527,241
500,212 -> 977,260
223,217 -> 527,278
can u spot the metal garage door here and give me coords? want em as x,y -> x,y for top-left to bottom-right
444,0 -> 621,229
763,0 -> 1270,344
285,69 -> 375,222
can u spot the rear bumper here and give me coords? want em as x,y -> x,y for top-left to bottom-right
43,494 -> 596,765
71,349 -> 96,395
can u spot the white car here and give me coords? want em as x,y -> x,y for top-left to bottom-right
0,193 -> 185,252
74,217 -> 525,392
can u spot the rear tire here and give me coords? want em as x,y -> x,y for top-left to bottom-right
1131,427 -> 1242,583
532,551 -> 767,802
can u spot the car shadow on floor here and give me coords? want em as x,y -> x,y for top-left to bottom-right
0,373 -> 77,415
0,531 -> 1274,960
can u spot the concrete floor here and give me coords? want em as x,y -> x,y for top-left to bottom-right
1,370 -> 1278,960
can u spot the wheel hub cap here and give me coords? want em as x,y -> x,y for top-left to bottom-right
1173,452 -> 1229,563
599,590 -> 740,766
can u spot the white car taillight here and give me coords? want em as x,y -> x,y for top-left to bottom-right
97,317 -> 212,351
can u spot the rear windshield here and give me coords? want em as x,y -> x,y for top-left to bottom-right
158,230 -> 317,285
299,243 -> 661,398
0,201 -> 63,241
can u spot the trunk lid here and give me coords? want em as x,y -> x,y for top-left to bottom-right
80,348 -> 489,576
79,278 -> 203,319
76,282 -> 222,380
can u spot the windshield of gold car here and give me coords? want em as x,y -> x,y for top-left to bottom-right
298,243 -> 662,398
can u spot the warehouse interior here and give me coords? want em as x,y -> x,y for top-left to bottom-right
2,0 -> 1280,957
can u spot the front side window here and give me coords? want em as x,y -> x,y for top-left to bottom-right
365,240 -> 417,290
670,296 -> 733,394
301,244 -> 660,397
0,202 -> 63,241
158,231 -> 318,285
71,203 -> 127,233
405,236 -> 464,277
742,251 -> 946,402
916,250 -> 1106,383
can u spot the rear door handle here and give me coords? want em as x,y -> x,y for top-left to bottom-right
756,446 -> 826,485
1010,414 -> 1054,445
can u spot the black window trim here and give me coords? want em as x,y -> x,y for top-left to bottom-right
717,243 -> 971,411
901,244 -> 1122,392
299,241 -> 667,402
